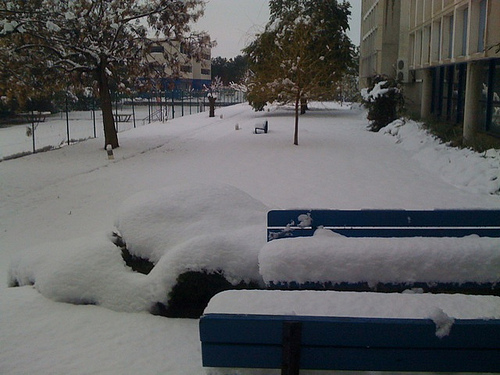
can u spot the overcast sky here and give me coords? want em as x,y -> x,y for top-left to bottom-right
195,0 -> 362,59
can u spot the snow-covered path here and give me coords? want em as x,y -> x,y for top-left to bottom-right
0,103 -> 499,374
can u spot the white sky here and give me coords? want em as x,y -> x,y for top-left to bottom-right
195,0 -> 362,59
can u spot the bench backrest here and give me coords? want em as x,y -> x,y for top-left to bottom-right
200,313 -> 500,373
267,209 -> 500,240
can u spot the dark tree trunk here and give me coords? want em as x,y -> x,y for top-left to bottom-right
97,62 -> 119,149
294,93 -> 300,145
300,98 -> 308,114
208,96 -> 216,117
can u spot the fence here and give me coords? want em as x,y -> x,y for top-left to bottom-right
0,89 -> 245,160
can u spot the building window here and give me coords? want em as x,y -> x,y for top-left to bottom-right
482,59 -> 500,135
435,64 -> 467,124
180,65 -> 192,73
410,0 -> 417,29
491,61 -> 500,135
454,64 -> 467,124
461,7 -> 468,56
416,29 -> 423,66
201,68 -> 210,75
409,33 -> 415,67
444,65 -> 455,121
431,67 -> 445,117
423,25 -> 431,64
478,0 -> 487,52
442,14 -> 453,59
432,20 -> 441,62
150,45 -> 164,54
416,0 -> 424,25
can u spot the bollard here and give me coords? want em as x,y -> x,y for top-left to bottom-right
106,144 -> 114,160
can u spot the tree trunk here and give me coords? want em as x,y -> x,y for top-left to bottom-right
208,96 -> 216,117
294,94 -> 300,145
300,98 -> 308,115
97,62 -> 119,149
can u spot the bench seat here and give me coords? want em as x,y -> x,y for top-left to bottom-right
200,290 -> 500,374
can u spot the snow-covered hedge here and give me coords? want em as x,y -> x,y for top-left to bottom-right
9,184 -> 268,317
113,184 -> 266,284
8,232 -> 154,313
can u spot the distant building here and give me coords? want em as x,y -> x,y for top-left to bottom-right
359,0 -> 500,141
147,39 -> 212,91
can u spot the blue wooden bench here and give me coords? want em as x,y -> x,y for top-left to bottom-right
265,209 -> 500,295
200,313 -> 500,374
200,210 -> 500,373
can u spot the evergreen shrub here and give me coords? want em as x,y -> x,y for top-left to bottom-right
362,75 -> 405,132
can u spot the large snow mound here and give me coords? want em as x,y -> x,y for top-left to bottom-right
259,228 -> 500,287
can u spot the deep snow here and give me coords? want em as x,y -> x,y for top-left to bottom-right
1,102 -> 500,374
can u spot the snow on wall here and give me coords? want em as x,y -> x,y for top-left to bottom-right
259,228 -> 500,287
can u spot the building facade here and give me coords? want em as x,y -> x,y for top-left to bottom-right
148,40 -> 212,92
359,0 -> 500,141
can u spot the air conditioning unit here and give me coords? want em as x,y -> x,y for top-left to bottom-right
396,59 -> 410,83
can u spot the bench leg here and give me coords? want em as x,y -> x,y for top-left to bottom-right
282,321 -> 301,375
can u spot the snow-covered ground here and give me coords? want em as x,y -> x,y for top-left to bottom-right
0,104 -> 205,159
1,102 -> 499,374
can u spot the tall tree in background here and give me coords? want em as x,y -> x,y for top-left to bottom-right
244,0 -> 355,145
0,0 -> 211,149
211,55 -> 248,85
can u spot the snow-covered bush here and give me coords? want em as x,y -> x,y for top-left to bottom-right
361,75 -> 405,132
159,270 -> 259,318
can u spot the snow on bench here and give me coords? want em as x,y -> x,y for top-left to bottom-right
200,290 -> 500,374
261,209 -> 500,295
